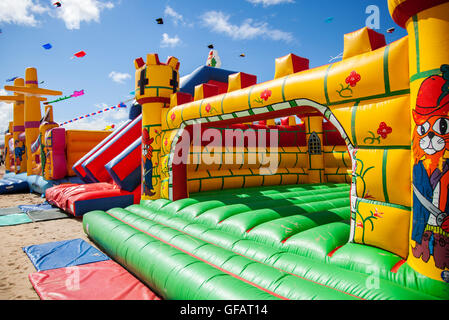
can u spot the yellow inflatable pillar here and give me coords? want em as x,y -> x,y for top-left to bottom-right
288,116 -> 296,126
389,0 -> 449,282
134,54 -> 180,200
305,116 -> 324,183
4,68 -> 62,176
12,78 -> 26,173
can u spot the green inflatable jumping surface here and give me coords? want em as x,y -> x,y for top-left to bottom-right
83,183 -> 449,300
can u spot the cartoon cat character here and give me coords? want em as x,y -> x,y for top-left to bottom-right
412,64 -> 449,271
142,128 -> 156,197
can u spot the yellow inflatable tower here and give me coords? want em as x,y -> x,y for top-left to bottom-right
389,0 -> 449,282
4,68 -> 62,176
133,54 -> 180,200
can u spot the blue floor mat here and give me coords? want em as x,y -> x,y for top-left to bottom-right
18,202 -> 54,213
23,238 -> 110,271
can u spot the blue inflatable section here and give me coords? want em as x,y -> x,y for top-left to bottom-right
1,172 -> 83,195
0,176 -> 29,194
23,238 -> 110,271
179,65 -> 237,96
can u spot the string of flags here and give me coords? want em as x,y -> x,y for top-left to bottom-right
44,90 -> 85,105
59,102 -> 128,126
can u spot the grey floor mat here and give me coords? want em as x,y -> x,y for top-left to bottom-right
0,207 -> 24,216
26,209 -> 70,222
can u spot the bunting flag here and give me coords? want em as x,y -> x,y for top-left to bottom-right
44,90 -> 85,105
59,102 -> 128,126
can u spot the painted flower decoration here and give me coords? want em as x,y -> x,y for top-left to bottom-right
205,104 -> 211,113
346,71 -> 361,87
363,191 -> 375,200
254,89 -> 272,104
337,71 -> 361,98
260,89 -> 272,101
373,208 -> 384,218
356,221 -> 364,229
164,138 -> 168,146
377,122 -> 392,139
170,112 -> 176,121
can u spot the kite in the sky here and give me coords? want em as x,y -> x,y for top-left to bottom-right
239,53 -> 245,57
71,51 -> 86,59
387,27 -> 395,33
156,18 -> 164,24
325,17 -> 334,23
71,90 -> 85,97
53,2 -> 61,7
104,124 -> 115,131
44,89 -> 85,105
42,43 -> 52,50
208,44 -> 214,49
6,77 -> 18,82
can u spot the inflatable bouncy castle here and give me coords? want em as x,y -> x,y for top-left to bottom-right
0,68 -> 112,194
81,0 -> 449,299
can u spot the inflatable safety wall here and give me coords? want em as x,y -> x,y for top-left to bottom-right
131,0 -> 449,283
65,130 -> 111,177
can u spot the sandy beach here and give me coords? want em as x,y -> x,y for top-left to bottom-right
0,165 -> 97,300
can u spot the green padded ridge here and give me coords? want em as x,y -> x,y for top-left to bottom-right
83,210 -> 281,300
117,205 -> 440,299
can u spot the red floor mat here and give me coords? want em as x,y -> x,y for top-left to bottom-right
28,260 -> 161,300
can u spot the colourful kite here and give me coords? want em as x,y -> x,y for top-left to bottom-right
43,90 -> 85,105
42,43 -> 52,50
71,51 -> 86,59
53,2 -> 61,7
6,77 -> 18,82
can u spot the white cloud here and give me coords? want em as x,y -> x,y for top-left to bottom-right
108,71 -> 131,84
0,0 -> 114,30
0,89 -> 14,146
201,11 -> 294,43
246,0 -> 294,6
0,0 -> 48,27
164,6 -> 183,25
160,33 -> 181,48
50,0 -> 114,30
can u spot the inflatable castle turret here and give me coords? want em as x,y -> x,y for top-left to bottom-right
389,0 -> 449,283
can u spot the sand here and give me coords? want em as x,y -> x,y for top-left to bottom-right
0,165 -> 97,300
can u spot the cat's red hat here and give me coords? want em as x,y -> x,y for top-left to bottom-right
413,75 -> 449,125
142,128 -> 154,145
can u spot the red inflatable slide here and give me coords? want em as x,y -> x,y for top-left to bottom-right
46,113 -> 142,217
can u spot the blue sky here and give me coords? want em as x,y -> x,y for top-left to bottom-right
0,0 -> 407,143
